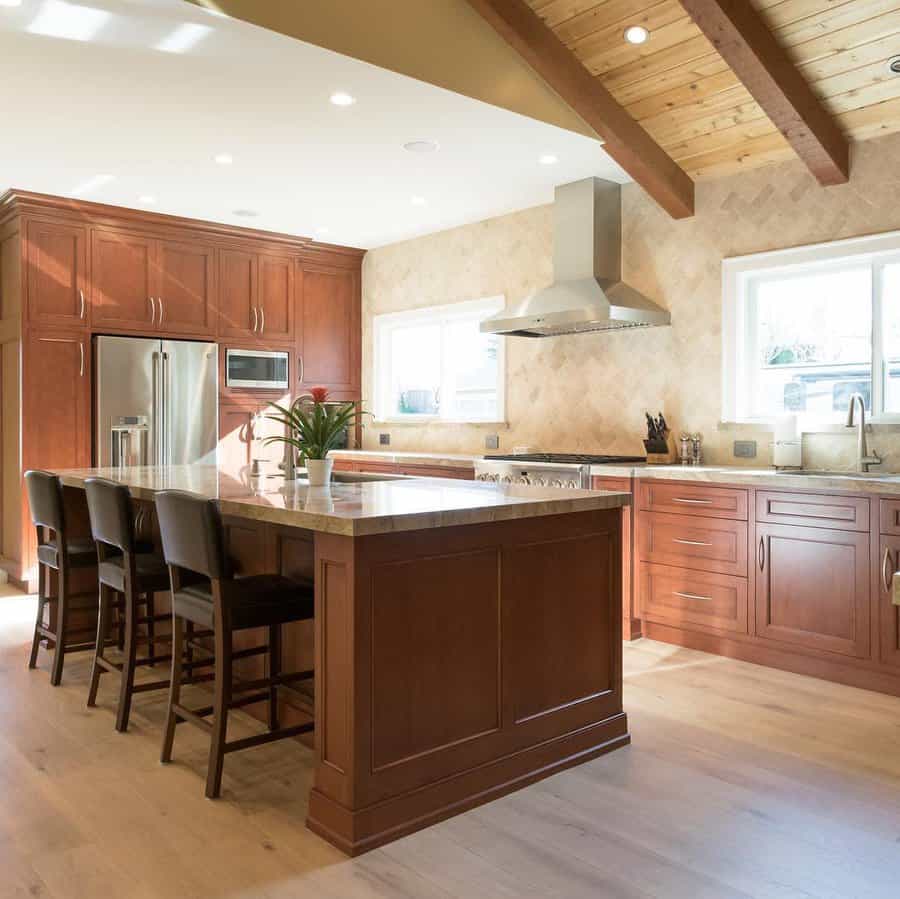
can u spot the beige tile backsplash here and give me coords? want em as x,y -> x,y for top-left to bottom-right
361,131 -> 900,468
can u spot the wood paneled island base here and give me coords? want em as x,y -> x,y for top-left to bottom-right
308,509 -> 628,854
54,467 -> 629,854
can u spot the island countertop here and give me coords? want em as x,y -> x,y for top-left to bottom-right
54,465 -> 630,537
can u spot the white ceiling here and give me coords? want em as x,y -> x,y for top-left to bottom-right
0,0 -> 629,249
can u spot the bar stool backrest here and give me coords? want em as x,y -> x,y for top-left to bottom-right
85,478 -> 135,554
155,490 -> 228,581
25,470 -> 65,534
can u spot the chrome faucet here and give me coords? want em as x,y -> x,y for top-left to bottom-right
846,393 -> 881,473
281,393 -> 312,479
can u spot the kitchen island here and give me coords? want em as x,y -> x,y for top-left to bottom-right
55,465 -> 631,855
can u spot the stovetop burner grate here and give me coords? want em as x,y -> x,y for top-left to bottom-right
483,453 -> 645,465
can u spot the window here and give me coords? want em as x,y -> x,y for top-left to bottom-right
723,231 -> 900,424
374,297 -> 505,423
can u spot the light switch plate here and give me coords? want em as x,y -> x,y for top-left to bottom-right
379,433 -> 390,446
733,440 -> 757,459
485,434 -> 499,450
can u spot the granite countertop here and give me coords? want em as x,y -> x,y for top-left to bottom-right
591,462 -> 900,495
330,449 -> 480,469
55,465 -> 629,537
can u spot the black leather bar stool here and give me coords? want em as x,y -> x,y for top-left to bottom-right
155,490 -> 314,799
26,470 -> 98,686
84,478 -> 175,732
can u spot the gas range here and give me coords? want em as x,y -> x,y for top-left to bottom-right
475,453 -> 645,489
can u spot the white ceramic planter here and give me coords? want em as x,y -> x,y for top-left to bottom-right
305,457 -> 334,487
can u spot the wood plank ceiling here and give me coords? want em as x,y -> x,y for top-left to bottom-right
526,0 -> 900,179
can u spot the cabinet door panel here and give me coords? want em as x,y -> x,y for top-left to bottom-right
218,250 -> 257,339
756,523 -> 870,658
91,229 -> 154,330
258,253 -> 294,341
24,331 -> 91,470
878,536 -> 900,669
298,264 -> 359,391
26,220 -> 88,326
156,239 -> 215,335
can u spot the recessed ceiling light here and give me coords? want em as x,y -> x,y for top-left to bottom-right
539,154 -> 558,166
411,195 -> 426,206
138,195 -> 156,204
155,22 -> 212,54
330,91 -> 356,107
27,0 -> 111,41
232,208 -> 258,218
214,153 -> 233,165
403,139 -> 440,154
890,55 -> 900,75
623,25 -> 649,45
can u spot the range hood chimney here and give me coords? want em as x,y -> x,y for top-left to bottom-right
481,178 -> 670,337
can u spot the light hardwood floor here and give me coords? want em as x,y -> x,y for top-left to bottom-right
2,583 -> 900,898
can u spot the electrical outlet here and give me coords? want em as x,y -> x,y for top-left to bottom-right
484,434 -> 499,450
379,433 -> 390,446
733,440 -> 757,459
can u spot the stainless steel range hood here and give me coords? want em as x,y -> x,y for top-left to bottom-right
481,178 -> 671,337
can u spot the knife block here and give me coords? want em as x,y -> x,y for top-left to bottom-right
644,431 -> 678,465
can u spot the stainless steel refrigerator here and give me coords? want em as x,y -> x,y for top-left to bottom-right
94,336 -> 218,467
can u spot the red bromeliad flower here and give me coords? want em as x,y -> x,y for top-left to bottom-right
309,386 -> 329,404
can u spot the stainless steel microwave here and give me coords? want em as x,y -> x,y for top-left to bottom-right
225,349 -> 289,390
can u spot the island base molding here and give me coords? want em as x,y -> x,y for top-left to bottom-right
309,509 -> 628,854
307,716 -> 630,855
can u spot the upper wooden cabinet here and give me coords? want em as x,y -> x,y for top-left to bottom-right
218,249 -> 294,342
297,262 -> 360,392
91,228 -> 216,336
258,253 -> 294,341
25,220 -> 88,327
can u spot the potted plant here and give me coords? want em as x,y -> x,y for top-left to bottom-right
265,387 -> 363,486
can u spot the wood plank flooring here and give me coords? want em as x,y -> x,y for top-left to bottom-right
2,583 -> 900,898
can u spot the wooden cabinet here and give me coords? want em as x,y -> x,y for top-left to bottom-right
594,475 -> 639,640
23,330 -> 91,470
639,511 -> 747,577
25,220 -> 88,327
92,229 -> 216,335
91,229 -> 155,330
755,522 -> 870,659
640,481 -> 747,520
155,239 -> 216,335
257,253 -> 294,341
878,535 -> 900,669
218,402 -> 285,472
297,263 -> 359,392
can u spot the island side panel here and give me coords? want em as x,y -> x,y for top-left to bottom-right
307,508 -> 630,855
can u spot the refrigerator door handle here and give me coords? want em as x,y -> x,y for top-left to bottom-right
151,351 -> 160,465
162,351 -> 170,465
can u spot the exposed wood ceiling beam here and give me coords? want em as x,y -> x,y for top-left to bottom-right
464,0 -> 695,219
679,0 -> 849,186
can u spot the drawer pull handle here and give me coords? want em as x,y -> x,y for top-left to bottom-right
673,497 -> 713,505
673,538 -> 713,547
758,536 -> 765,571
674,591 -> 712,602
882,546 -> 894,594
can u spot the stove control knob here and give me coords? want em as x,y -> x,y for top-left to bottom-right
551,479 -> 563,488
533,477 -> 547,487
501,475 -> 513,484
517,475 -> 530,485
565,480 -> 578,489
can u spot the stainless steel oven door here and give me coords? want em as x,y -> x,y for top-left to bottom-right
226,349 -> 289,390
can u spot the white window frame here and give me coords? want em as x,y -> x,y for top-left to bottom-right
723,229 -> 900,425
373,296 -> 506,424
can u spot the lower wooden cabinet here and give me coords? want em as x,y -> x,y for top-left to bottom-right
218,402 -> 285,471
640,562 -> 748,634
755,522 -> 871,659
878,535 -> 900,669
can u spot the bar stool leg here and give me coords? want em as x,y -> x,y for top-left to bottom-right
116,588 -> 138,733
206,625 -> 233,799
161,615 -> 184,764
28,564 -> 47,670
268,624 -> 280,732
87,584 -> 113,707
50,569 -> 68,687
146,591 -> 156,666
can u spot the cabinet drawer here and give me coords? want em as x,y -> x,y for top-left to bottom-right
880,500 -> 900,536
639,512 -> 747,576
640,563 -> 748,634
756,491 -> 869,531
398,465 -> 474,479
639,481 -> 748,520
591,476 -> 631,493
